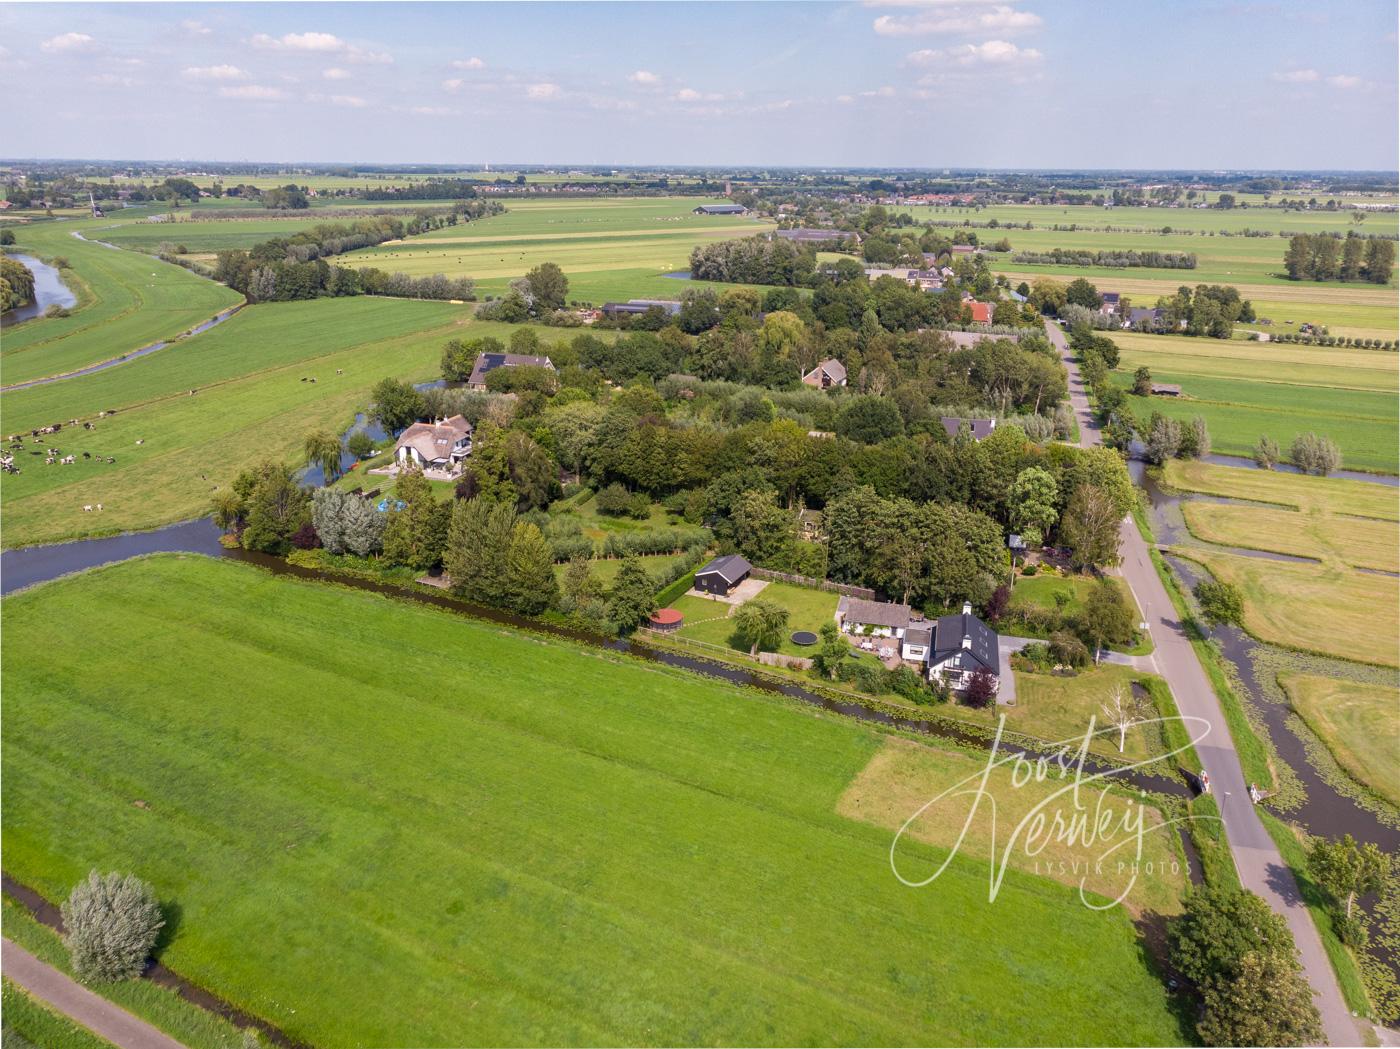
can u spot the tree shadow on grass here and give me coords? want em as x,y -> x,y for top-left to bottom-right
1133,910 -> 1198,1044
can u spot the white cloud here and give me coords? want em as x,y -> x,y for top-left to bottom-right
675,87 -> 725,102
909,39 -> 1042,65
1326,74 -> 1362,89
88,73 -> 137,87
873,4 -> 1041,37
329,94 -> 367,107
836,94 -> 854,104
183,64 -> 248,81
859,85 -> 897,98
1272,68 -> 1319,83
323,67 -> 351,80
526,82 -> 561,100
452,57 -> 485,70
40,32 -> 97,54
181,20 -> 212,36
250,31 -> 391,64
628,70 -> 660,85
442,78 -> 465,91
410,105 -> 455,116
218,84 -> 284,100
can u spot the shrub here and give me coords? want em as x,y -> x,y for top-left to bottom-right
61,870 -> 165,983
346,431 -> 375,459
1021,563 -> 1038,576
1048,629 -> 1090,668
594,482 -> 632,516
963,669 -> 998,708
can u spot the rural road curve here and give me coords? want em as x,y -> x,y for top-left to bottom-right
1,938 -> 189,1049
1044,318 -> 1361,1046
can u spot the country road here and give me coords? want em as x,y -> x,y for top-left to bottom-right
1043,318 -> 1361,1046
2,938 -> 188,1049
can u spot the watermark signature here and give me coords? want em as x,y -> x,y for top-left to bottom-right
890,714 -> 1215,910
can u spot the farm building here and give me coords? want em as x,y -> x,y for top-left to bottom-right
466,352 -> 557,391
1151,383 -> 1182,397
693,203 -> 748,215
693,554 -> 753,596
601,299 -> 682,318
393,415 -> 473,473
941,417 -> 998,441
928,602 -> 1000,691
967,302 -> 994,324
774,227 -> 859,245
937,330 -> 1021,349
801,359 -> 848,389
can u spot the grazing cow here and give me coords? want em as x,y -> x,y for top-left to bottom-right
82,505 -> 92,512
135,439 -> 144,445
96,503 -> 103,511
83,452 -> 91,459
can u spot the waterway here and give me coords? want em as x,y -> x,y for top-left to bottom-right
1,254 -> 77,326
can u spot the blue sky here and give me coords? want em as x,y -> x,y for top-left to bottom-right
2,1 -> 1396,169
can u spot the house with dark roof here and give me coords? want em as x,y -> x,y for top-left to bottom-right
693,203 -> 748,215
1099,291 -> 1122,315
801,359 -> 848,390
928,601 -> 1000,691
941,416 -> 998,441
1125,306 -> 1165,330
393,415 -> 473,474
693,554 -> 752,596
466,352 -> 557,391
901,623 -> 933,663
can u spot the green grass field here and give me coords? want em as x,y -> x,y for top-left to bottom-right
337,197 -> 775,302
1279,674 -> 1400,808
1172,546 -> 1399,668
1162,460 -> 1400,519
0,298 -> 590,548
1006,572 -> 1148,652
1,217 -> 243,386
1,555 -> 1188,1046
1115,358 -> 1398,473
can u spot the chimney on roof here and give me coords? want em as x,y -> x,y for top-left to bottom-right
962,635 -> 972,650
962,601 -> 972,615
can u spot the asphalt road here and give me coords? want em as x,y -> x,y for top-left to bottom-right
1045,318 -> 1360,1046
2,938 -> 189,1049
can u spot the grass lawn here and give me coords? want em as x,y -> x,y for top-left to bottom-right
940,663 -> 1177,767
1181,501 -> 1400,572
1172,546 -> 1400,668
1007,571 -> 1150,653
838,738 -> 1187,915
1,217 -> 243,385
0,299 -> 586,549
1162,459 -> 1400,520
1278,673 -> 1400,808
1,555 -> 1188,1046
670,580 -> 840,658
2,978 -> 114,1049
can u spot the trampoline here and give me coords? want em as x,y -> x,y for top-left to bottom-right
790,630 -> 819,646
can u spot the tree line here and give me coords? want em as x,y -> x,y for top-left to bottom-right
1011,248 -> 1197,269
1283,232 -> 1395,283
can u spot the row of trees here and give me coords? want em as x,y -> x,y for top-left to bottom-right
1283,232 -> 1395,283
1012,248 -> 1197,269
1253,432 -> 1343,475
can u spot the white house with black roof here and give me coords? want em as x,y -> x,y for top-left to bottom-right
693,554 -> 753,596
927,601 -> 1000,690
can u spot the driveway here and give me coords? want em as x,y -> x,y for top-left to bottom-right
1046,317 -> 1360,1046
1,938 -> 188,1049
686,578 -> 768,606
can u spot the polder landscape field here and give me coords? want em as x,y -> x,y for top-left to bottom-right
1,169 -> 1397,1047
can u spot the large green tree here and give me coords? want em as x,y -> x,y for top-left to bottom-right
731,598 -> 790,657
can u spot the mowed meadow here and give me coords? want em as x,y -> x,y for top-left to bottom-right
1,555 -> 1190,1048
1,216 -> 244,386
336,197 -> 776,302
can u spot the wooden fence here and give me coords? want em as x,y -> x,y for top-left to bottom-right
749,567 -> 874,599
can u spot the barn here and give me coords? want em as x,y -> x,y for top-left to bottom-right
693,203 -> 748,215
692,554 -> 753,596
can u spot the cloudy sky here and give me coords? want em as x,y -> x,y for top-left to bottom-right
2,1 -> 1396,169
